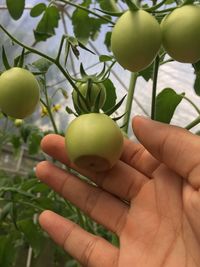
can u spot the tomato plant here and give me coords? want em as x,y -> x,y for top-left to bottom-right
161,4 -> 200,63
65,113 -> 123,172
111,9 -> 161,72
0,68 -> 40,119
1,0 -> 200,266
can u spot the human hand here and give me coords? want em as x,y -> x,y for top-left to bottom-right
36,116 -> 200,267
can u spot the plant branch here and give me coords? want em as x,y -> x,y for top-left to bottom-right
56,35 -> 66,62
43,75 -> 59,134
185,115 -> 200,130
124,0 -> 139,11
182,95 -> 200,115
122,72 -> 138,133
153,7 -> 176,13
145,0 -> 168,12
151,56 -> 160,120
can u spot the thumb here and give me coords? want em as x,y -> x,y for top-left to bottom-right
132,116 -> 200,189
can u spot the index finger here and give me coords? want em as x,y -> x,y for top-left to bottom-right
133,116 -> 200,189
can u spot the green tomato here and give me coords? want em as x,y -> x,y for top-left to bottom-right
14,119 -> 24,127
65,113 -> 123,172
161,5 -> 200,63
0,67 -> 40,119
111,10 -> 161,72
72,81 -> 106,111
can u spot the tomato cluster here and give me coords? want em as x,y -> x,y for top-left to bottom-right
111,4 -> 200,71
2,4 -> 198,173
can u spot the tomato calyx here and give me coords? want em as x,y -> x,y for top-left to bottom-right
68,63 -> 127,125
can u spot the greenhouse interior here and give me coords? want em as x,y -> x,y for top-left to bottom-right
1,0 -> 200,266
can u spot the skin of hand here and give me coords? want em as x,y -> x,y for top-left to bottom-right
35,116 -> 200,267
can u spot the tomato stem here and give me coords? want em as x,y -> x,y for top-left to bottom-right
122,72 -> 138,134
151,55 -> 160,120
182,96 -> 200,115
185,115 -> 200,130
55,35 -> 66,63
145,0 -> 169,12
124,0 -> 139,11
152,7 -> 176,13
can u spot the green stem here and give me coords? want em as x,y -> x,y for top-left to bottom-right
182,95 -> 200,115
151,56 -> 160,120
153,7 -> 176,13
124,0 -> 139,11
101,61 -> 116,80
56,35 -> 66,62
0,25 -> 55,63
122,72 -> 138,133
44,78 -> 59,134
185,115 -> 200,130
160,58 -> 174,65
54,0 -> 114,25
40,95 -> 58,134
145,0 -> 168,12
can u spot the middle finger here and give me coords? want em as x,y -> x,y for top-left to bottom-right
36,161 -> 128,235
41,134 -> 149,201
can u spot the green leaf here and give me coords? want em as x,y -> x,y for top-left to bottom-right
78,41 -> 95,55
165,0 -> 175,3
34,6 -> 60,42
61,88 -> 68,99
28,131 -> 43,155
2,46 -> 11,70
72,0 -> 107,44
20,125 -> 32,143
98,0 -> 120,12
65,106 -> 77,116
139,62 -> 154,81
155,88 -> 183,124
0,202 -> 13,221
6,0 -> 25,20
99,55 -> 113,62
104,31 -> 112,51
192,60 -> 200,74
17,219 -> 45,257
30,3 -> 46,17
18,48 -> 25,68
32,58 -> 53,72
182,0 -> 195,5
10,135 -> 22,152
102,79 -> 117,112
0,235 -> 15,267
105,94 -> 126,116
194,74 -> 200,96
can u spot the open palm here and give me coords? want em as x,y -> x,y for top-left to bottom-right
36,116 -> 200,267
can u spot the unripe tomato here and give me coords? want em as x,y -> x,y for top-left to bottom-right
14,119 -> 24,127
111,10 -> 161,72
0,67 -> 40,119
72,81 -> 106,111
65,113 -> 123,172
161,5 -> 200,63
